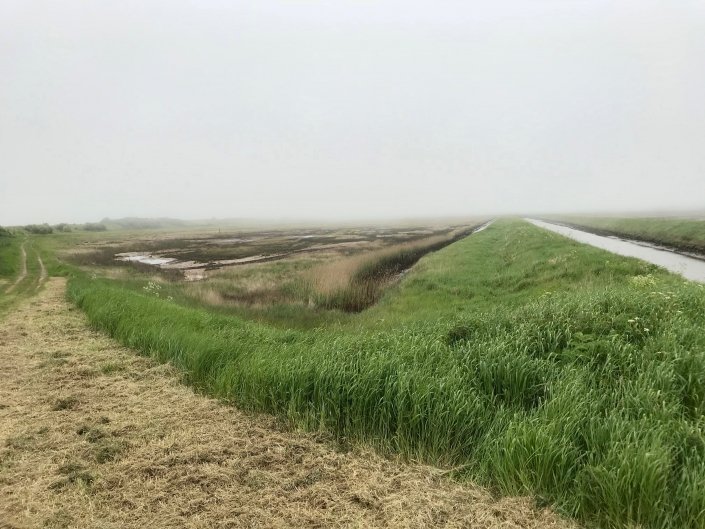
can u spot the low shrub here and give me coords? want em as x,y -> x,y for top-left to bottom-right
83,223 -> 107,232
24,224 -> 53,234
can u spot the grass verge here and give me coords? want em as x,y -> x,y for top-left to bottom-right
550,216 -> 705,256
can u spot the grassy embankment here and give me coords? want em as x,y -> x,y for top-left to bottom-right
67,220 -> 705,529
552,217 -> 705,256
301,227 -> 482,312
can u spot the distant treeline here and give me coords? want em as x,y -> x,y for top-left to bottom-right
100,217 -> 188,230
83,222 -> 107,231
23,224 -> 55,234
0,226 -> 13,237
22,222 -> 107,234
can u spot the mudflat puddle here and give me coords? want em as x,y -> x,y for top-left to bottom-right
116,254 -> 177,266
527,219 -> 705,283
114,252 -> 284,281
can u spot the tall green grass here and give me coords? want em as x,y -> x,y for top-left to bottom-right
68,220 -> 705,528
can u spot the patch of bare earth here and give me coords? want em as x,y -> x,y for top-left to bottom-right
0,279 -> 576,529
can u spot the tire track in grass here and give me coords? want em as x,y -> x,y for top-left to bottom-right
38,254 -> 47,284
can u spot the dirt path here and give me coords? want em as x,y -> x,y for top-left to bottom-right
4,243 -> 27,293
0,279 -> 575,529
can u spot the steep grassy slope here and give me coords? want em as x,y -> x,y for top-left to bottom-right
67,220 -> 705,528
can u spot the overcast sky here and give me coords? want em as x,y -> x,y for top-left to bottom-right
1,1 -> 704,225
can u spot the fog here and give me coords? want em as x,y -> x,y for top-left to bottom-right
1,1 -> 704,225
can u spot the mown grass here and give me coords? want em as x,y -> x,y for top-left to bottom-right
67,219 -> 705,528
552,216 -> 705,255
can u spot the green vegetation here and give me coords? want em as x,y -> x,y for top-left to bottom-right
67,220 -> 705,529
0,224 -> 68,313
0,232 -> 20,279
0,235 -> 46,314
23,223 -> 54,234
299,226 -> 483,312
83,222 -> 107,232
553,216 -> 705,255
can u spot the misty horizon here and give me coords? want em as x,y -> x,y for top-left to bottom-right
8,205 -> 705,229
2,1 -> 705,226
